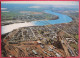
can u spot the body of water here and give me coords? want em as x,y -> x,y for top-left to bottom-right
32,10 -> 72,26
1,10 -> 72,34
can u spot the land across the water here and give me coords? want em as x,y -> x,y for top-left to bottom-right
1,10 -> 72,35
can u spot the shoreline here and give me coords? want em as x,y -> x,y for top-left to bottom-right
1,22 -> 36,35
1,10 -> 72,35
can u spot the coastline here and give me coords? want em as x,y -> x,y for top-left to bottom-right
1,22 -> 35,35
1,10 -> 72,35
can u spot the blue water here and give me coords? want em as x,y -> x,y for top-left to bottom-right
2,10 -> 72,34
32,10 -> 72,26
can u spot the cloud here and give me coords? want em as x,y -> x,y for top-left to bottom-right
1,8 -> 7,10
1,11 -> 9,12
1,1 -> 79,6
29,6 -> 41,8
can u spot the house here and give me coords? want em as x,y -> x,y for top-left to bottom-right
37,40 -> 42,44
32,50 -> 37,55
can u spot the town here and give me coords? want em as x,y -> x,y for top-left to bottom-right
2,25 -> 78,57
1,1 -> 79,57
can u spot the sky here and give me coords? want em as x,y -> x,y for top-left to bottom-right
1,1 -> 79,6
